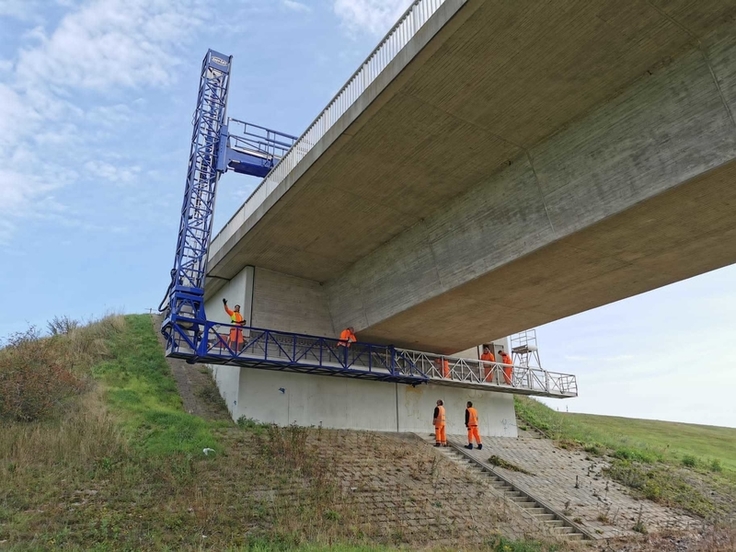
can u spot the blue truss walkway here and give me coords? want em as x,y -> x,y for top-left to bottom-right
162,319 -> 578,398
163,320 -> 428,385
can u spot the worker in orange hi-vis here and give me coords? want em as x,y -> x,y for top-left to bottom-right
433,399 -> 447,447
480,345 -> 495,382
436,357 -> 450,378
336,326 -> 357,364
465,401 -> 482,450
222,298 -> 246,350
499,349 -> 513,385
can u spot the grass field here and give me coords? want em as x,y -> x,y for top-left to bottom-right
514,396 -> 736,519
514,397 -> 736,472
565,413 -> 736,472
2,314 -> 734,550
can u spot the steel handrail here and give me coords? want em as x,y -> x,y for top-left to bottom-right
397,347 -> 577,397
165,318 -> 577,395
194,321 -> 425,379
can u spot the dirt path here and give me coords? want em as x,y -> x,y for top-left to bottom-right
152,315 -> 232,422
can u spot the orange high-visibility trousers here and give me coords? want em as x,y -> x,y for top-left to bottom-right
467,426 -> 481,445
435,425 -> 446,445
503,367 -> 513,385
228,327 -> 243,349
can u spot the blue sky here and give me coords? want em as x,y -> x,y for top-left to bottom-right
1,0 -> 734,428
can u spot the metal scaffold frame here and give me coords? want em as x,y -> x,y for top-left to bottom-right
511,329 -> 543,371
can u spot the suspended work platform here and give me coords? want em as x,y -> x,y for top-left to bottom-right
163,320 -> 577,399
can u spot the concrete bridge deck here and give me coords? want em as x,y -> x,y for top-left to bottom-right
205,0 -> 736,353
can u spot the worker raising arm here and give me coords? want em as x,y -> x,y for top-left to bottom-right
223,298 -> 246,350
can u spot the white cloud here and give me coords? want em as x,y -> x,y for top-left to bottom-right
15,0 -> 205,91
333,0 -> 413,36
84,160 -> 141,184
0,0 -> 207,239
86,103 -> 135,126
283,0 -> 310,12
0,167 -> 65,217
0,84 -> 26,148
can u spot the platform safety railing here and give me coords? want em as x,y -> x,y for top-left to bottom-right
211,0 -> 451,252
164,318 -> 577,395
227,118 -> 298,160
164,319 -> 427,383
397,349 -> 578,397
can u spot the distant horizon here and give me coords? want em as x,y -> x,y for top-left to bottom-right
545,403 -> 736,430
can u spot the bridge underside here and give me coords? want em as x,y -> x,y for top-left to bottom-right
358,158 -> 736,352
206,0 -> 736,353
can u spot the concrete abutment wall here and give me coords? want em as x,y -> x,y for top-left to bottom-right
204,265 -> 336,337
204,267 -> 517,434
217,367 -> 517,437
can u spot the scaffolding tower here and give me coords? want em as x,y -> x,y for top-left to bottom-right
510,329 -> 542,370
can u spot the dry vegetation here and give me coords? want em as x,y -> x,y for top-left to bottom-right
0,315 -> 560,552
2,314 -> 734,551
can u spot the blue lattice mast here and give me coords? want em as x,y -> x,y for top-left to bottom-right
161,50 -> 232,353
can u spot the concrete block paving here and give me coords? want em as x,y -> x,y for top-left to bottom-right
441,430 -> 698,539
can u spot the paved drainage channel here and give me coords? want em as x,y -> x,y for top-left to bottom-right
437,441 -> 596,541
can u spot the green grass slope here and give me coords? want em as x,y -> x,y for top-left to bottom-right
565,413 -> 736,472
514,396 -> 736,520
514,396 -> 736,472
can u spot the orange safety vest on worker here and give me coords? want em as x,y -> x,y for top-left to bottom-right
337,328 -> 357,347
480,351 -> 495,381
433,403 -> 447,446
433,404 -> 446,428
465,406 -> 482,448
466,406 -> 479,427
224,304 -> 245,347
500,352 -> 513,385
442,359 -> 450,378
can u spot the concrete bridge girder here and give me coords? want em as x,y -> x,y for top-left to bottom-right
328,33 -> 736,352
205,1 -> 736,354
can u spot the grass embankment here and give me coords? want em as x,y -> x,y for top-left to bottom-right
0,315 -> 559,552
514,396 -> 736,520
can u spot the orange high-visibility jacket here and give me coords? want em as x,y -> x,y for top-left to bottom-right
433,405 -> 446,428
338,328 -> 357,347
480,352 -> 495,363
442,359 -> 450,378
466,407 -> 479,427
501,353 -> 512,365
224,305 -> 244,325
